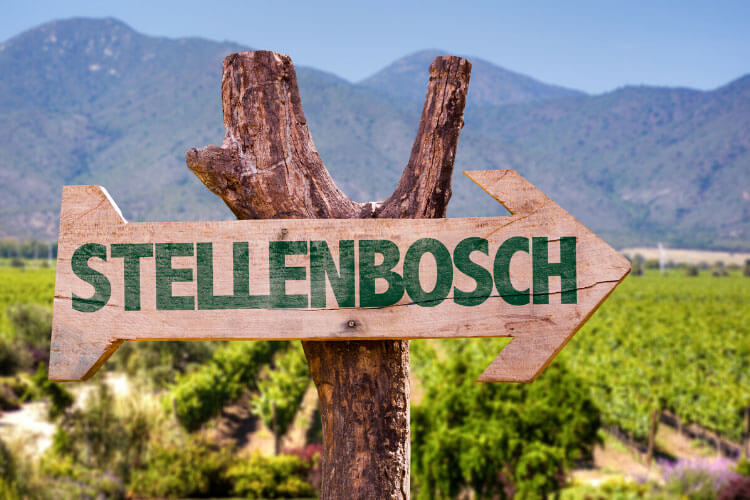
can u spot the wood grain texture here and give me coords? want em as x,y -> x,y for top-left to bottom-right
50,170 -> 630,383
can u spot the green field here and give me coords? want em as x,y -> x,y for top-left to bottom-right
1,265 -> 747,444
1,263 -> 748,498
0,266 -> 55,336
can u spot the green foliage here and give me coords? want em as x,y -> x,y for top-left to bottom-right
252,342 -> 311,453
0,383 -> 20,411
171,340 -> 285,431
560,478 -> 653,500
46,381 -> 163,488
129,436 -> 233,498
0,438 -> 57,500
0,267 -> 54,336
0,239 -> 56,259
226,452 -> 316,499
411,339 -> 601,500
712,262 -> 729,277
8,304 -> 51,349
0,438 -> 14,482
562,271 -> 750,443
0,337 -> 21,375
29,364 -> 73,420
40,453 -> 126,499
736,459 -> 750,476
109,340 -> 218,387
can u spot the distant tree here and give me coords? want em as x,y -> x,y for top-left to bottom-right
644,259 -> 660,270
631,254 -> 644,276
686,264 -> 699,277
744,259 -> 750,278
251,342 -> 311,455
712,261 -> 728,277
172,341 -> 284,432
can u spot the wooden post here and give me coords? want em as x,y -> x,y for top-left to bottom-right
186,51 -> 471,499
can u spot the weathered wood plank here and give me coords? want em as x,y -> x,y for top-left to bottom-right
50,170 -> 629,382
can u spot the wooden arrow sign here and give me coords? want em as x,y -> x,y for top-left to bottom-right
49,170 -> 629,382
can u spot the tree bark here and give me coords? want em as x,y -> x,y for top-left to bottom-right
187,50 -> 471,499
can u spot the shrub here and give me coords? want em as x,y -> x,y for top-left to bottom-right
110,340 -> 217,387
129,437 -> 232,498
29,364 -> 73,419
8,304 -> 51,366
644,259 -> 660,270
662,457 -> 742,500
719,476 -> 750,500
411,339 -> 601,500
226,452 -> 316,499
0,383 -> 20,411
0,338 -> 20,376
0,438 -> 14,482
712,261 -> 729,277
172,340 -> 284,431
46,379 -> 167,490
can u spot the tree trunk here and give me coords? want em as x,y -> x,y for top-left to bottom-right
186,51 -> 471,499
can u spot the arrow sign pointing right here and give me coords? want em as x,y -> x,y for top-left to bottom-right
49,170 -> 629,382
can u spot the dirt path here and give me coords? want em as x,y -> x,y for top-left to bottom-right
0,401 -> 55,456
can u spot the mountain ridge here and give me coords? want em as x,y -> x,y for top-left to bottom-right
0,17 -> 747,251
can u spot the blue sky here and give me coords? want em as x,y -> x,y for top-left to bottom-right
2,1 -> 748,93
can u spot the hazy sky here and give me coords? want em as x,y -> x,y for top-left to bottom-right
2,1 -> 748,93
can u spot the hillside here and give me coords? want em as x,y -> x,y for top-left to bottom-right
0,17 -> 747,250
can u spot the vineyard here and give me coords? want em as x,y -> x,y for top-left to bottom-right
561,269 -> 749,452
1,265 -> 748,450
0,266 -> 55,333
0,263 -> 748,498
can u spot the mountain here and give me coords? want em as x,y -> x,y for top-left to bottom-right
0,18 -> 747,250
359,49 -> 585,111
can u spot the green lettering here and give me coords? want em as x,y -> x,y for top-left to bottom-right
359,240 -> 404,307
269,241 -> 308,308
71,243 -> 111,312
155,243 -> 195,310
196,242 -> 270,309
532,237 -> 577,304
111,243 -> 153,311
310,241 -> 355,308
494,236 -> 530,306
453,237 -> 492,306
403,238 -> 452,307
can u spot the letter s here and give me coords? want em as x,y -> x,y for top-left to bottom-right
72,243 -> 111,312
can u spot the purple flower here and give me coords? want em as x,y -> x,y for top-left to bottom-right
660,457 -> 742,497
